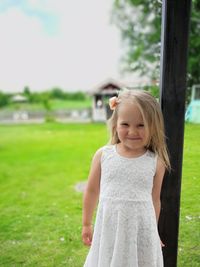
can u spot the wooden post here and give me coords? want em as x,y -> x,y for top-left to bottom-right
159,0 -> 191,266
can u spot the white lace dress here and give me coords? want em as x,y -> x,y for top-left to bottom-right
83,145 -> 163,267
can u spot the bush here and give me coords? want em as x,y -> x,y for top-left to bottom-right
63,91 -> 86,101
0,91 -> 10,107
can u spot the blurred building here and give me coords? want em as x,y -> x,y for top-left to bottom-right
91,79 -> 125,122
11,94 -> 27,103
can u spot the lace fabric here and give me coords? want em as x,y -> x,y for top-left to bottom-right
83,145 -> 163,267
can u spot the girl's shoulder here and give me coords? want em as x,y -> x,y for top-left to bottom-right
101,144 -> 114,152
93,145 -> 113,159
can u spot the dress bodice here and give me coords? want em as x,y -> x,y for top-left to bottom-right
100,145 -> 157,202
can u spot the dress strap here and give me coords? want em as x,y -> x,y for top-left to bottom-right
100,145 -> 114,164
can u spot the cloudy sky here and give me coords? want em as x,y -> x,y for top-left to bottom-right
0,0 -> 124,92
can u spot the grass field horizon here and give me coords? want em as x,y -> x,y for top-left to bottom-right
0,123 -> 199,266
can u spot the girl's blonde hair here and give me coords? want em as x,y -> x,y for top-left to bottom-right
107,89 -> 171,170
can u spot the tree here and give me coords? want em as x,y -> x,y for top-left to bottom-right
187,0 -> 200,87
23,86 -> 31,96
112,0 -> 200,88
50,88 -> 65,99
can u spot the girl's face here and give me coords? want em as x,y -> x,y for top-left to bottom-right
116,102 -> 148,152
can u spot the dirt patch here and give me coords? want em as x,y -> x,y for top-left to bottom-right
75,181 -> 87,193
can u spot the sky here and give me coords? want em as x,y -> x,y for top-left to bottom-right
0,0 -> 126,92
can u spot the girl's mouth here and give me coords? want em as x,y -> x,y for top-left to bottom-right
127,137 -> 141,140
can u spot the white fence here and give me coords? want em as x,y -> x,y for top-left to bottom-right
0,108 -> 92,124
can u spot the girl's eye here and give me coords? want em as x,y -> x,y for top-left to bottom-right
121,123 -> 129,126
138,124 -> 144,127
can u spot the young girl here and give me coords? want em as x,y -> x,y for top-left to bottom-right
82,89 -> 170,267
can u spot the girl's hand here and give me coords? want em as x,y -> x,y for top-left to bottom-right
82,225 -> 93,246
160,239 -> 165,247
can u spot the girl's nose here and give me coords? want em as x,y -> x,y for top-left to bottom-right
129,127 -> 137,135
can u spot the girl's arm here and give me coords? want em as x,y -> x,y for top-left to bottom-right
152,157 -> 166,247
82,148 -> 102,246
152,157 -> 165,223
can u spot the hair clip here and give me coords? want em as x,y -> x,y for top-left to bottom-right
109,96 -> 119,110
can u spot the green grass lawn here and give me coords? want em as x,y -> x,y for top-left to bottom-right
0,98 -> 92,112
0,123 -> 199,267
178,124 -> 200,266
